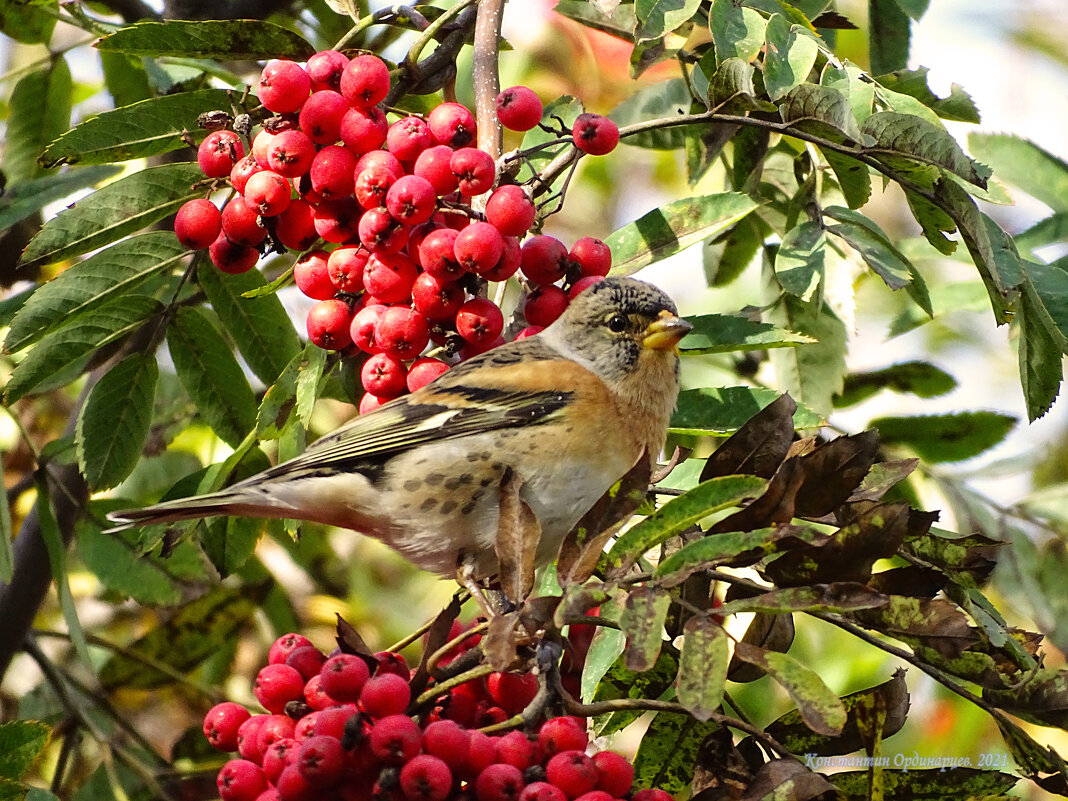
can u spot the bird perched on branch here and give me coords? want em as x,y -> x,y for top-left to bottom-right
108,277 -> 690,584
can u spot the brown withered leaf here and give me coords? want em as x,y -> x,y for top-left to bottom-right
691,726 -> 753,799
868,565 -> 946,598
553,584 -> 611,630
984,668 -> 1068,730
409,595 -> 463,694
700,393 -> 797,481
847,458 -> 919,503
727,609 -> 795,683
335,613 -> 376,659
793,430 -> 880,518
764,501 -> 910,586
709,457 -> 808,534
557,451 -> 650,586
495,468 -> 541,603
852,596 -> 981,660
903,529 -> 1001,584
620,587 -> 671,672
739,758 -> 836,801
483,611 -> 521,672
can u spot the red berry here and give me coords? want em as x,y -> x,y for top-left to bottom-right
537,717 -> 589,759
521,235 -> 569,285
309,144 -> 357,199
294,711 -> 319,742
360,671 -> 411,718
568,275 -> 605,299
453,221 -> 505,274
299,89 -> 349,144
569,236 -> 612,277
484,185 -> 536,237
513,325 -> 543,340
474,762 -> 525,801
386,174 -> 438,225
221,195 -> 266,248
341,105 -> 389,153
174,198 -> 221,250
413,145 -> 460,195
421,719 -> 470,770
375,651 -> 410,677
229,155 -> 261,193
428,102 -> 476,148
198,130 -> 246,178
455,298 -> 504,347
591,750 -> 634,797
303,673 -> 335,710
217,758 -> 268,801
363,252 -> 419,302
351,303 -> 387,353
294,250 -> 335,300
258,60 -> 311,114
285,645 -> 327,680
406,357 -> 450,392
328,246 -> 369,293
400,754 -> 453,801
244,170 -> 292,216
306,49 -> 348,92
274,198 -> 319,251
266,129 -> 315,177
306,299 -> 354,350
496,86 -> 543,132
572,113 -> 619,156
376,305 -> 430,359
256,714 -> 298,755
361,352 -> 408,398
276,763 -> 316,801
251,129 -> 275,168
369,713 -> 422,764
236,714 -> 269,762
462,729 -> 498,779
487,672 -> 539,717
320,653 -> 371,702
519,783 -> 567,801
209,235 -> 259,274
340,54 -> 391,108
313,704 -> 358,741
494,729 -> 538,770
355,164 -> 398,210
313,197 -> 362,243
359,391 -> 389,415
269,633 -> 314,665
297,735 -> 345,787
630,791 -> 673,801
254,664 -> 305,714
524,284 -> 569,327
479,235 -> 521,282
262,737 -> 299,782
546,751 -> 597,800
418,228 -> 464,280
356,149 -> 405,180
387,116 -> 433,162
359,206 -> 409,253
451,147 -> 496,196
412,271 -> 464,321
204,701 -> 251,752
572,792 -> 614,801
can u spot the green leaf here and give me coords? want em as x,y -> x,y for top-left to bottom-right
620,587 -> 671,671
904,188 -> 958,255
775,221 -> 825,296
580,602 -> 626,703
606,474 -> 767,575
968,133 -> 1068,212
96,19 -> 315,60
820,60 -> 875,126
553,1 -> 638,41
875,66 -> 980,123
654,525 -> 828,585
708,0 -> 766,62
820,148 -> 872,209
0,720 -> 50,780
4,57 -> 71,183
704,215 -> 763,286
733,641 -> 847,735
835,361 -> 957,407
676,616 -> 727,720
1015,212 -> 1068,253
202,515 -> 270,577
519,95 -> 583,180
1017,274 -> 1065,421
888,281 -> 991,337
823,206 -> 913,290
868,0 -> 910,75
767,294 -> 849,418
680,313 -> 815,354
256,349 -> 303,440
832,767 -> 1017,799
0,1 -> 56,45
100,50 -> 152,109
633,713 -> 722,794
167,307 -> 257,448
19,163 -> 206,270
592,651 -> 679,736
40,88 -> 236,167
0,165 -> 121,233
706,57 -> 759,112
998,530 -> 1068,659
608,79 -> 696,150
779,83 -> 862,142
606,193 -> 758,275
635,0 -> 701,41
196,261 -> 301,385
75,353 -> 159,491
296,343 -> 326,428
6,232 -> 188,352
870,411 -> 1016,462
861,111 -> 987,188
671,385 -> 823,434
716,583 -> 887,616
4,296 -> 163,403
764,15 -> 819,101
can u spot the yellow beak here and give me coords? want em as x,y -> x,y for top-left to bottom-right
643,310 -> 692,351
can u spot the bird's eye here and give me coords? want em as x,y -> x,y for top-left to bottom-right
607,314 -> 628,333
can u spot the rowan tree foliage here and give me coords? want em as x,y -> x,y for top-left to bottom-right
3,1 -> 1068,800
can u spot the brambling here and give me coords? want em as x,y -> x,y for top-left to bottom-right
107,277 -> 691,581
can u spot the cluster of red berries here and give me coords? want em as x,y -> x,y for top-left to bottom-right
172,51 -> 621,412
205,623 -> 670,801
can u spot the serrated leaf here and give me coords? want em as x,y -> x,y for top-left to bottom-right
671,385 -> 823,435
202,515 -> 269,577
654,525 -> 828,585
75,353 -> 158,491
0,165 -> 121,232
767,293 -> 848,418
835,360 -> 956,407
0,1 -> 55,45
862,111 -> 987,187
168,307 -> 257,448
606,193 -> 758,275
196,261 -> 301,385
871,411 -> 1015,462
820,60 -> 875,125
6,232 -> 187,353
875,66 -> 980,123
734,642 -> 846,735
19,163 -> 205,270
868,0 -> 909,75
635,0 -> 701,42
779,83 -> 862,142
775,221 -> 825,296
708,0 -> 766,62
295,343 -> 326,428
4,295 -> 163,402
826,221 -> 911,290
256,349 -> 303,440
620,587 -> 670,671
1018,276 -> 1064,421
764,15 -> 819,100
0,720 -> 50,780
968,132 -> 1068,213
676,616 -> 727,720
704,214 -> 763,286
904,188 -> 957,255
680,313 -> 814,354
4,57 -> 71,184
606,474 -> 767,575
97,19 -> 315,60
706,57 -> 774,114
40,89 -> 236,167
633,713 -> 722,794
821,148 -> 872,209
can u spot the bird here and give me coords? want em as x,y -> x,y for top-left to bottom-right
107,277 -> 691,585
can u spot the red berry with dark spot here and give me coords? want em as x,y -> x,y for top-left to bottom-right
285,645 -> 326,681
351,303 -> 387,354
375,650 -> 410,678
428,102 -> 476,148
453,221 -> 505,274
243,170 -> 292,217
546,751 -> 597,800
217,758 -> 268,801
256,714 -> 297,756
412,271 -> 465,321
361,352 -> 408,398
306,49 -> 348,92
303,673 -> 334,710
537,717 -> 589,759
221,195 -> 266,248
355,164 -> 398,210
236,714 -> 269,762
198,130 -> 246,177
258,60 -> 311,113
360,671 -> 411,718
400,754 -> 453,801
487,672 -> 539,717
484,184 -> 536,237
319,653 -> 371,702
356,149 -> 405,180
496,86 -> 543,131
269,633 -> 314,665
569,236 -> 612,277
174,199 -> 221,250
274,198 -> 319,251
418,228 -> 464,280
591,750 -> 634,797
340,54 -> 391,108
229,155 -> 261,193
521,235 -> 569,285
309,144 -> 357,199
455,298 -> 504,347
299,89 -> 349,144
524,284 -> 569,327
254,664 -> 305,714
494,729 -> 538,770
572,113 -> 619,156
341,105 -> 389,153
262,737 -> 298,782
377,305 -> 430,359
387,116 -> 434,162
313,197 -> 362,243
386,174 -> 438,225
475,762 -> 525,801
413,145 -> 460,195
451,147 -> 496,196
363,252 -> 419,302
276,763 -> 316,801
209,235 -> 259,274
478,235 -> 521,282
204,701 -> 251,752
297,735 -> 345,787
306,299 -> 354,350
328,246 -> 369,293
359,206 -> 409,254
369,714 -> 422,764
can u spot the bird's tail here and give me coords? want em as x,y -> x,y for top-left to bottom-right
105,490 -> 259,531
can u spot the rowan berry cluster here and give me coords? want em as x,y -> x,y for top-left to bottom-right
205,625 -> 670,801
173,51 -> 620,412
